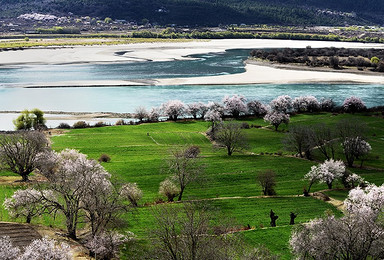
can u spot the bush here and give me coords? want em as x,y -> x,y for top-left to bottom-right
94,121 -> 106,127
258,170 -> 277,195
115,119 -> 126,125
57,122 -> 71,129
98,154 -> 111,163
73,121 -> 89,129
241,122 -> 250,129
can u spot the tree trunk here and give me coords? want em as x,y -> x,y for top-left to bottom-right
26,215 -> 32,224
21,174 -> 29,182
178,187 -> 185,201
227,146 -> 232,156
327,182 -> 333,189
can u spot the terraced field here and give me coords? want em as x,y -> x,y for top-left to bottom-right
0,112 -> 383,258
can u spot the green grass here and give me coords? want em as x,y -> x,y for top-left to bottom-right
0,112 -> 383,259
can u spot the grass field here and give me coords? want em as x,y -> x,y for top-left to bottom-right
0,112 -> 383,258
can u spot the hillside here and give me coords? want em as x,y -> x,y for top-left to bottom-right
1,0 -> 384,26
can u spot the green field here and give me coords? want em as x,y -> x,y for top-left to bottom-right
1,112 -> 383,258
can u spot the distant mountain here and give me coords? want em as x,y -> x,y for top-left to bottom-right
1,0 -> 383,26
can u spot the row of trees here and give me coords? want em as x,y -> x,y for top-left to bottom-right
283,119 -> 372,167
251,47 -> 384,71
133,95 -> 366,131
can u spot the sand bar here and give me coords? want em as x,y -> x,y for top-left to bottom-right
1,39 -> 384,85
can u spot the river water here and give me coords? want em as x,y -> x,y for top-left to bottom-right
0,48 -> 383,130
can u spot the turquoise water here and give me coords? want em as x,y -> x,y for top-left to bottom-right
0,49 -> 248,84
0,84 -> 383,113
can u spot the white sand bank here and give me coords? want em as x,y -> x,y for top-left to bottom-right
1,39 -> 384,65
1,39 -> 384,86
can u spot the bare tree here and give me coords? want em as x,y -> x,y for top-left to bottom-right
167,147 -> 203,201
258,170 -> 277,195
283,125 -> 314,159
134,106 -> 148,122
214,121 -> 248,156
0,131 -> 50,181
150,202 -> 270,260
312,123 -> 336,160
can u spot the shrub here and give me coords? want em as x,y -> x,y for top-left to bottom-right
94,121 -> 106,127
115,119 -> 126,125
258,170 -> 277,195
98,154 -> 111,163
57,122 -> 71,129
241,122 -> 250,129
73,121 -> 89,129
159,179 -> 180,202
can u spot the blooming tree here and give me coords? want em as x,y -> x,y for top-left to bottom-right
0,236 -> 71,260
345,184 -> 384,216
342,96 -> 366,113
3,188 -> 48,223
342,136 -> 371,167
304,159 -> 345,190
264,111 -> 290,131
187,102 -> 208,119
270,95 -> 293,113
148,107 -> 160,122
134,106 -> 148,122
320,98 -> 336,112
0,236 -> 20,260
159,178 -> 180,202
247,100 -> 268,117
292,96 -> 320,113
19,237 -> 72,260
290,214 -> 384,260
85,231 -> 132,260
222,95 -> 247,118
161,100 -> 186,121
120,183 -> 143,207
204,109 -> 222,133
0,131 -> 50,181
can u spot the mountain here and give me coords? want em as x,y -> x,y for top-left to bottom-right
1,0 -> 383,26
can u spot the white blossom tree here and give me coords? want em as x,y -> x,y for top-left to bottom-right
0,236 -> 20,260
291,184 -> 384,260
0,236 -> 71,260
304,159 -> 345,191
159,178 -> 180,202
264,111 -> 290,131
19,237 -> 72,260
342,96 -> 366,113
161,100 -> 186,121
85,231 -> 133,260
3,188 -> 49,223
222,95 -> 248,118
320,98 -> 336,112
345,184 -> 384,216
120,183 -> 143,207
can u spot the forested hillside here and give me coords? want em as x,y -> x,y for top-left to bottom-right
1,0 -> 383,26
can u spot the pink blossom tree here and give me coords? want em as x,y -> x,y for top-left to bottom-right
187,102 -> 208,119
292,96 -> 320,113
342,96 -> 366,113
270,95 -> 293,113
161,100 -> 186,121
342,136 -> 371,167
345,184 -> 384,216
247,100 -> 268,117
222,95 -> 248,118
264,111 -> 290,131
